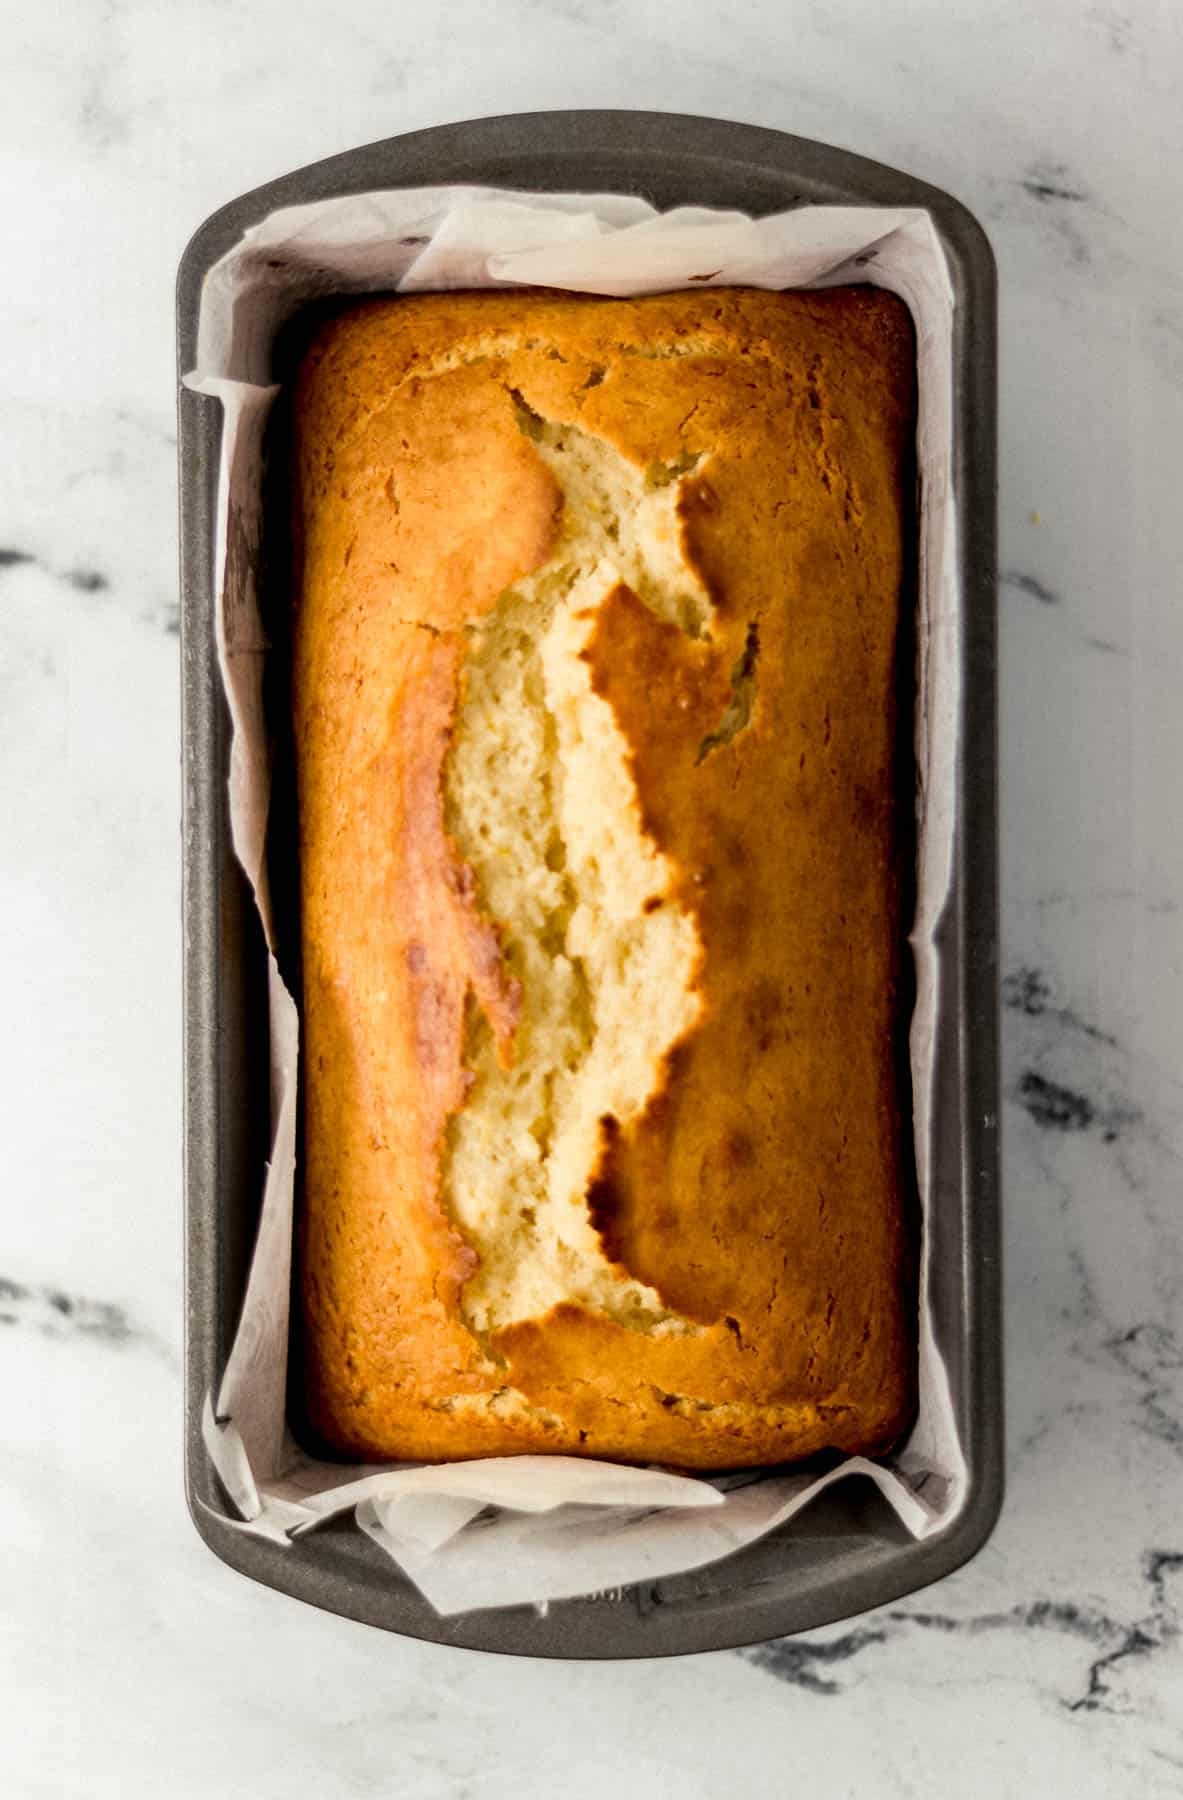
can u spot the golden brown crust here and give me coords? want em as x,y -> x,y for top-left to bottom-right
293,286 -> 917,1468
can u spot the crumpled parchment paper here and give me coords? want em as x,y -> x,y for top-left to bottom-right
186,187 -> 965,1616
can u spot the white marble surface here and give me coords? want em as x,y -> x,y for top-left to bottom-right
2,0 -> 1181,1793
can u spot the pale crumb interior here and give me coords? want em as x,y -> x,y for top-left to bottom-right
442,411 -> 712,1335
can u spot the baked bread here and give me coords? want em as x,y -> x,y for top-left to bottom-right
292,286 -> 917,1469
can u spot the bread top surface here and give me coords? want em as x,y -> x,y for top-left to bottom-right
293,286 -> 917,1468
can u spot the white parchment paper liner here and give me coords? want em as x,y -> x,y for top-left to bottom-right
186,187 -> 966,1617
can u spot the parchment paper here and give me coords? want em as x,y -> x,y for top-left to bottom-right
185,188 -> 966,1616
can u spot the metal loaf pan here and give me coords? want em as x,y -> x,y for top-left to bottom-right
179,110 -> 1001,1658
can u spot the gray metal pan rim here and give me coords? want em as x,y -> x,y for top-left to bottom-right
178,109 -> 1001,1659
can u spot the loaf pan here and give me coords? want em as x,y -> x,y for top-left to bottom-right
179,109 -> 1001,1657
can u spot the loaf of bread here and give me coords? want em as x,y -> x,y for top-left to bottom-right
292,286 -> 917,1469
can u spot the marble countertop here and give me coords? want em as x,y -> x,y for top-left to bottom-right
3,0 -> 1182,1793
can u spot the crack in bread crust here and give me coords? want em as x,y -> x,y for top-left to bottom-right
442,412 -> 715,1334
